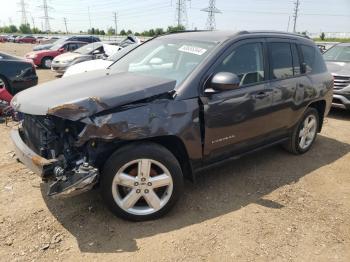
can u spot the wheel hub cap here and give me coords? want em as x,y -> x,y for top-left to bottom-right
299,115 -> 317,150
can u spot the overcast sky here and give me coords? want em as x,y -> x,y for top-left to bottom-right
0,0 -> 349,33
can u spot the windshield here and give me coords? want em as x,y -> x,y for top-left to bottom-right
323,45 -> 350,62
107,44 -> 138,61
109,38 -> 216,87
50,38 -> 67,50
74,42 -> 103,54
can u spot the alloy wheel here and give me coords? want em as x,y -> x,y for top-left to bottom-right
298,114 -> 317,150
111,159 -> 173,216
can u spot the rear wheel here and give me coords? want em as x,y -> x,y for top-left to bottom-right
41,57 -> 53,69
100,143 -> 184,221
283,107 -> 319,154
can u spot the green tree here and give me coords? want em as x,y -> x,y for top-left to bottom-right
19,24 -> 31,34
320,32 -> 325,41
126,29 -> 133,35
167,25 -> 185,33
155,28 -> 164,36
120,29 -> 126,35
99,30 -> 105,35
9,25 -> 18,33
107,27 -> 115,35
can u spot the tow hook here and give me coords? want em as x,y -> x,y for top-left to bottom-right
48,163 -> 99,198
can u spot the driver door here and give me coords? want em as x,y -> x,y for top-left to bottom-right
202,39 -> 275,161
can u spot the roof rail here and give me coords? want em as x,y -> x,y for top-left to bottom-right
243,30 -> 311,39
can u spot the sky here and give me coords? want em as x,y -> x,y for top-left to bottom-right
0,0 -> 349,34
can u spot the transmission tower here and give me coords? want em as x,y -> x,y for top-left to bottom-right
113,12 -> 118,35
18,0 -> 28,25
63,17 -> 68,34
201,0 -> 222,30
175,0 -> 188,28
292,0 -> 300,33
39,0 -> 53,32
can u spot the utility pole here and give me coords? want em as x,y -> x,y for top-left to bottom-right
175,0 -> 188,28
113,12 -> 118,36
201,0 -> 222,31
31,15 -> 35,29
39,0 -> 52,32
286,16 -> 291,32
292,0 -> 300,33
63,17 -> 68,34
18,0 -> 28,25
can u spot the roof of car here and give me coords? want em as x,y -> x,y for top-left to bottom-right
161,30 -> 313,44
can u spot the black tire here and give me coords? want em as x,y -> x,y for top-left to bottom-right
41,57 -> 53,69
0,75 -> 12,95
283,107 -> 320,154
100,142 -> 184,221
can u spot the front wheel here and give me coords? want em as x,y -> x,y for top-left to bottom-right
41,57 -> 53,69
100,143 -> 184,221
283,107 -> 319,154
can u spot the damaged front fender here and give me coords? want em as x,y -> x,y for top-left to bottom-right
76,98 -> 203,160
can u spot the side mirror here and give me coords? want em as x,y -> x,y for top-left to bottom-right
92,49 -> 101,55
210,72 -> 240,91
58,48 -> 65,53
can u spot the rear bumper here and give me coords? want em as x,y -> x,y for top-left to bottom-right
10,127 -> 58,177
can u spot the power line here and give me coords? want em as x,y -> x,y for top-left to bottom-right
201,0 -> 222,30
293,0 -> 300,33
113,11 -> 118,35
18,0 -> 28,25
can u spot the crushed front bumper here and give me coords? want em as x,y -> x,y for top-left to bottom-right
11,127 -> 99,198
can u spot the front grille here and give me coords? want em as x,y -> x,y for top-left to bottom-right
333,75 -> 350,90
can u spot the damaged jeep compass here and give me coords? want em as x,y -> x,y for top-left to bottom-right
11,31 -> 333,221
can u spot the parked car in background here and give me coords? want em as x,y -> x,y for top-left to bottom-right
0,52 -> 38,95
7,35 -> 19,43
15,35 -> 37,44
11,31 -> 333,221
0,35 -> 7,43
33,35 -> 100,51
51,42 -> 120,74
63,42 -> 140,77
25,41 -> 87,68
323,43 -> 350,110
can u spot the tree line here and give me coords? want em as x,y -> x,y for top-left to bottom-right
0,23 -> 186,37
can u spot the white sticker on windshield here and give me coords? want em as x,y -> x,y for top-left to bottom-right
178,45 -> 207,56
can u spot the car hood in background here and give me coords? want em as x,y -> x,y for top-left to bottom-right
12,70 -> 176,121
63,59 -> 113,77
53,52 -> 83,62
326,61 -> 350,76
33,44 -> 54,51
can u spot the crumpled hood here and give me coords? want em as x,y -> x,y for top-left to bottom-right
326,61 -> 350,76
11,70 -> 176,121
63,59 -> 113,78
53,52 -> 82,62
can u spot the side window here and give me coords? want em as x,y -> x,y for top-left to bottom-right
301,45 -> 327,74
216,43 -> 265,86
270,43 -> 293,79
300,45 -> 315,74
68,43 -> 78,51
291,44 -> 301,75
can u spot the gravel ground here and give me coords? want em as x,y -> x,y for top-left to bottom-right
0,42 -> 350,262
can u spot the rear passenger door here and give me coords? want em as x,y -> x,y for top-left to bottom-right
267,38 -> 312,131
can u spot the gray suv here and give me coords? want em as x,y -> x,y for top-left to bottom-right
11,31 -> 333,221
323,43 -> 350,110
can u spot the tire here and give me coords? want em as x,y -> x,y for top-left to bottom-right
0,75 -> 12,95
100,142 -> 184,221
283,107 -> 319,154
41,57 -> 53,69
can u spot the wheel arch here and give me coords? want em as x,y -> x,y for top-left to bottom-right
308,99 -> 326,132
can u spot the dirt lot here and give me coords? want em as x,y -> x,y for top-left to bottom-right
0,42 -> 350,261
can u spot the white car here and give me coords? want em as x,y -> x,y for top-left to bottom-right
63,43 -> 139,78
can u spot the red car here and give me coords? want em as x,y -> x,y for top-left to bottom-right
16,35 -> 37,44
25,41 -> 87,68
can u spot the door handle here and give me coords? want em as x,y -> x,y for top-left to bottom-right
253,92 -> 269,99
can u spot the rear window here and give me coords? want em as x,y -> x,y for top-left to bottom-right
301,45 -> 327,74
